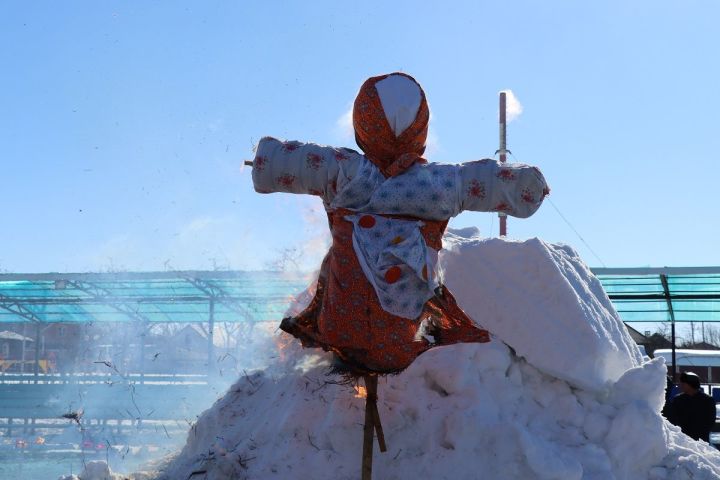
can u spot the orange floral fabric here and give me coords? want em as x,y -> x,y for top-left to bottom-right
353,72 -> 430,177
281,209 -> 490,375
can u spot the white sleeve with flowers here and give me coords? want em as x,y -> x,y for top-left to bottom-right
251,136 -> 364,205
458,159 -> 548,218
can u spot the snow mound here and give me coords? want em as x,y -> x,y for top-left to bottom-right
143,343 -> 720,480
89,236 -> 720,480
57,460 -> 152,480
441,235 -> 643,391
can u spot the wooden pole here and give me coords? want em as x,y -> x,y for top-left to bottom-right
499,92 -> 508,237
361,377 -> 375,480
361,374 -> 387,480
371,399 -> 387,452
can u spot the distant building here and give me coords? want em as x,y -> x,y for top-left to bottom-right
0,330 -> 50,373
154,325 -> 211,373
0,323 -> 83,373
0,330 -> 34,369
624,324 -> 650,354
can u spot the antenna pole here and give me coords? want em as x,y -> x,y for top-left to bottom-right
499,92 -> 508,237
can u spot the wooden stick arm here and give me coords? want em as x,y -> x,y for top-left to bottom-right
244,160 -> 254,166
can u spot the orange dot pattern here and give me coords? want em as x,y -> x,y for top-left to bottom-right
384,266 -> 402,284
359,215 -> 376,228
281,208 -> 489,375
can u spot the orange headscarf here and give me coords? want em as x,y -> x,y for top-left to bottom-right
353,72 -> 429,177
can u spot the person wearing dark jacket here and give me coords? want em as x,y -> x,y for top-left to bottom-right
666,371 -> 717,442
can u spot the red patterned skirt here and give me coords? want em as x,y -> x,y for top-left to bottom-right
281,209 -> 489,374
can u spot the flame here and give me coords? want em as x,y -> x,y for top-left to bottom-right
354,385 -> 367,398
274,331 -> 295,361
273,279 -> 319,361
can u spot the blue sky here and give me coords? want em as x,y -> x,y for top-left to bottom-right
2,1 -> 720,273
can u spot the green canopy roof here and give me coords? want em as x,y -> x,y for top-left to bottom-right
2,267 -> 719,325
592,267 -> 720,323
0,271 -> 308,324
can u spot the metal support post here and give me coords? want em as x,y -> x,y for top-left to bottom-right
499,92 -> 508,237
208,299 -> 215,374
34,323 -> 41,383
660,274 -> 677,381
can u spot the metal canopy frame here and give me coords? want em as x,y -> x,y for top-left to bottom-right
593,266 -> 720,381
3,268 -> 718,325
0,271 -> 309,376
592,266 -> 720,323
0,271 -> 308,325
3,268 -> 720,379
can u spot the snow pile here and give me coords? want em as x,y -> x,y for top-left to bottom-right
147,344 -> 720,480
441,234 -> 643,391
75,236 -> 720,480
57,460 -> 152,480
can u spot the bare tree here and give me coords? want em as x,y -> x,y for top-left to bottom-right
265,247 -> 302,272
688,321 -> 698,345
704,324 -> 720,348
149,322 -> 185,338
219,322 -> 242,350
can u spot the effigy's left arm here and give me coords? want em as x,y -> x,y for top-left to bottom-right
457,159 -> 549,218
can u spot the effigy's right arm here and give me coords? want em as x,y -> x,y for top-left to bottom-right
250,136 -> 344,201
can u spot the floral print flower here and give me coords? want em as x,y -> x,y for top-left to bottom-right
496,169 -> 516,182
276,174 -> 296,187
306,152 -> 323,170
281,141 -> 300,152
492,202 -> 513,213
254,155 -> 267,172
467,179 -> 486,199
521,188 -> 535,203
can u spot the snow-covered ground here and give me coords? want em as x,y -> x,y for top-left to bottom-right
61,234 -> 720,480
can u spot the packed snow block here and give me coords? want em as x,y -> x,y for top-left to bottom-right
440,234 -> 643,392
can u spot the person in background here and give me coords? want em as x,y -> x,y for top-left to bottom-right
661,374 -> 675,418
666,371 -> 717,442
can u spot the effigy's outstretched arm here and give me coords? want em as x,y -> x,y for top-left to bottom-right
251,136 -> 362,203
458,159 -> 549,218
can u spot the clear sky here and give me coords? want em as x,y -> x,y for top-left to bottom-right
2,1 -> 720,273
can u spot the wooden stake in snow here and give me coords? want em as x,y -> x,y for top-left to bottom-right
498,91 -> 508,237
362,374 -> 387,480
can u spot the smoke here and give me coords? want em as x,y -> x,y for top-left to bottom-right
424,117 -> 441,161
500,89 -> 523,123
335,102 -> 354,142
299,202 -> 331,266
80,215 -> 259,272
7,280 -> 295,479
